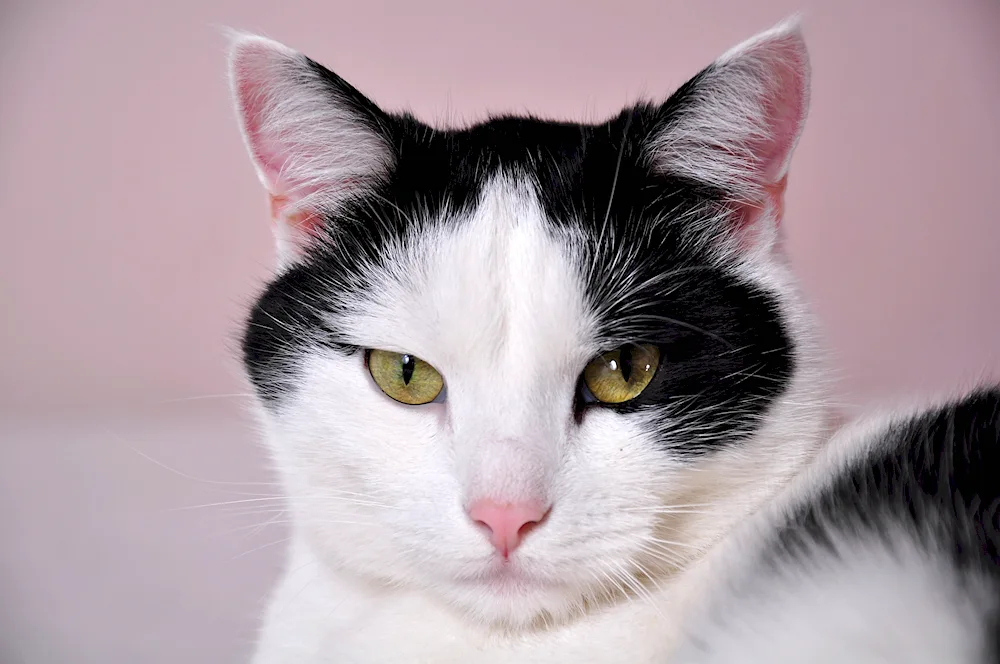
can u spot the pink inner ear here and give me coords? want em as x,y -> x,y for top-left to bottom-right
233,57 -> 283,192
763,174 -> 788,226
727,32 -> 807,236
268,193 -> 322,237
233,46 -> 326,206
748,38 -> 808,185
732,174 -> 789,241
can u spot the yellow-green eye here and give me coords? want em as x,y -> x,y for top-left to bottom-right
367,349 -> 444,405
583,344 -> 660,404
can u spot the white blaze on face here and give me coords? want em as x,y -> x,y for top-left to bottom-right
335,176 -> 592,508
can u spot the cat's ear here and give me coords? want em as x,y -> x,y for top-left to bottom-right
649,17 -> 810,249
227,33 -> 394,261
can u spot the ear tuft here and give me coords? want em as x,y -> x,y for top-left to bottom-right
226,33 -> 394,259
650,17 -> 811,206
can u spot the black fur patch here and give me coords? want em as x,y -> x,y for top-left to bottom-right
763,388 -> 1000,659
241,58 -> 793,455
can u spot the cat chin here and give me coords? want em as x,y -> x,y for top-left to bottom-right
298,523 -> 593,629
439,574 -> 588,629
407,555 -> 597,628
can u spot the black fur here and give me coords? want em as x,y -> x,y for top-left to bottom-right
242,57 -> 793,456
761,388 -> 1000,661
775,388 -> 1000,564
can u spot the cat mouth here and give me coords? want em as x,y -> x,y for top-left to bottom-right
460,559 -> 561,593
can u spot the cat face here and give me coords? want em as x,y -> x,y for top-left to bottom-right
229,19 -> 827,628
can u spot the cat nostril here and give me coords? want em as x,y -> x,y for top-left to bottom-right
517,521 -> 541,537
516,518 -> 542,540
467,499 -> 550,557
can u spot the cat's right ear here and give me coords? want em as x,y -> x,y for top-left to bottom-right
227,33 -> 395,263
648,17 -> 810,254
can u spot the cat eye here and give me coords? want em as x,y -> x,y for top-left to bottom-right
367,349 -> 445,405
582,344 -> 661,405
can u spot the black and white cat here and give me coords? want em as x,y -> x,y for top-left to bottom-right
226,17 -> 999,663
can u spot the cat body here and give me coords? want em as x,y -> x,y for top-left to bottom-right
225,17 -> 999,664
672,387 -> 1000,664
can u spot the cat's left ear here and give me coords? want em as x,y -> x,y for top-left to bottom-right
227,33 -> 395,263
649,17 -> 810,250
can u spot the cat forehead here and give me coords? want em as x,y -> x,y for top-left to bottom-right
329,175 -> 596,368
290,116 -> 737,369
301,112 -> 726,326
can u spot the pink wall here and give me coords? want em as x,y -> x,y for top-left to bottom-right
2,0 -> 999,411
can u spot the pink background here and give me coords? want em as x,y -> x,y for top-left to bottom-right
2,0 -> 999,662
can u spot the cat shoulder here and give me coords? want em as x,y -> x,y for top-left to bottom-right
671,385 -> 1000,664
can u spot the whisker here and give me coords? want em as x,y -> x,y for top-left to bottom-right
647,536 -> 701,550
595,567 -> 628,605
601,110 -> 633,230
249,510 -> 287,538
168,496 -> 287,511
625,507 -> 716,516
220,507 -> 292,518
637,543 -> 687,569
126,446 -> 279,488
610,559 -> 661,615
232,536 -> 292,561
631,558 -> 666,594
157,393 -> 257,404
221,516 -> 292,538
649,502 -> 716,509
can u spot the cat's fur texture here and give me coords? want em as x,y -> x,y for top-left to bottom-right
671,387 -> 1000,664
227,17 -> 1000,664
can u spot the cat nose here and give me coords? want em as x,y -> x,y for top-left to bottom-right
467,499 -> 549,557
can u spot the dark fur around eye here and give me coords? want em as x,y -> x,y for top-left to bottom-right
243,90 -> 793,456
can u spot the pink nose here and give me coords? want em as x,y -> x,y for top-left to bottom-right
467,499 -> 549,557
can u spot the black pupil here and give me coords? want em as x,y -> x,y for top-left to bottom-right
401,354 -> 415,385
619,346 -> 633,383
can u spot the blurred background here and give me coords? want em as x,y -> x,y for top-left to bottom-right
2,0 -> 999,662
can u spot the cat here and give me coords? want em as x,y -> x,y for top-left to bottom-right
225,16 -> 999,664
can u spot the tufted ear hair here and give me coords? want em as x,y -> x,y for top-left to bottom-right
649,17 -> 810,249
227,33 -> 396,262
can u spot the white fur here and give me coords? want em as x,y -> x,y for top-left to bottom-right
671,539 -> 991,664
231,20 -> 835,664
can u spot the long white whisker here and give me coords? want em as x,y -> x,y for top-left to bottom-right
126,445 -> 278,487
232,536 -> 292,560
157,393 -> 257,404
168,496 -> 286,511
647,536 -> 701,550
